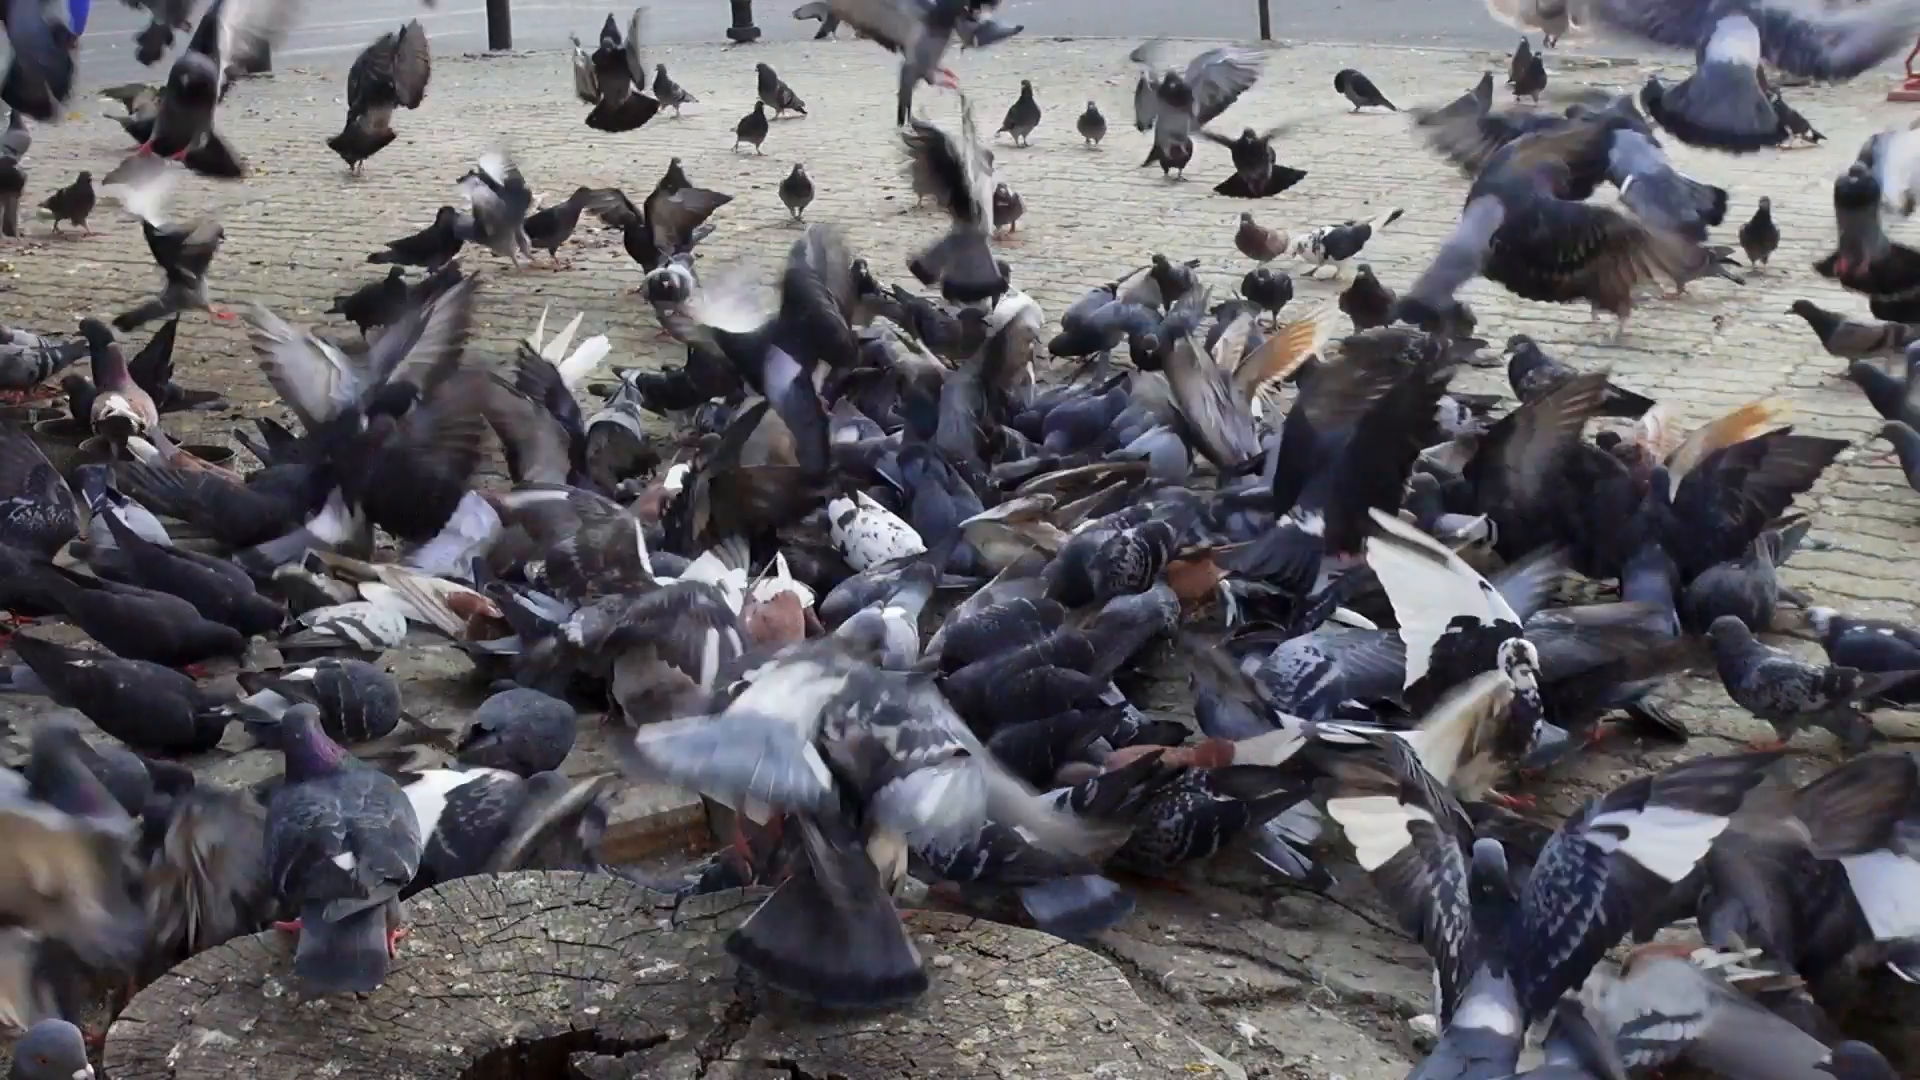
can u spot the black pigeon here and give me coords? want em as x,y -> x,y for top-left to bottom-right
327,266 -> 410,335
367,205 -> 464,268
139,0 -> 296,178
1241,267 -> 1292,322
582,10 -> 659,132
991,182 -> 1023,234
1508,38 -> 1547,101
1708,615 -> 1919,753
1200,125 -> 1308,199
328,19 -> 431,173
4,633 -> 232,754
1333,68 -> 1395,111
39,171 -> 92,233
522,186 -> 602,266
589,182 -> 732,273
998,79 -> 1040,146
455,686 -> 577,776
1504,334 -> 1654,417
125,314 -> 221,414
1739,196 -> 1778,267
27,562 -> 247,668
756,62 -> 807,117
902,98 -> 1006,304
231,658 -> 401,746
1076,100 -> 1105,146
266,704 -> 422,995
734,101 -> 769,154
0,427 -> 77,556
93,506 -> 285,635
1338,264 -> 1395,331
779,164 -> 814,221
652,64 -> 696,117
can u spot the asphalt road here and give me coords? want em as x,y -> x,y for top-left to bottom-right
75,0 -> 1625,86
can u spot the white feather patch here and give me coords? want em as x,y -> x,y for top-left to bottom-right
1325,794 -> 1432,873
403,767 -> 513,838
1585,804 -> 1729,883
1452,993 -> 1521,1037
1839,850 -> 1920,942
828,491 -> 926,571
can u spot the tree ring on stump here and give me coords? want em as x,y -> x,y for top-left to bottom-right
105,871 -> 1191,1079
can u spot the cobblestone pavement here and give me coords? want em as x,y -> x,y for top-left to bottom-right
2,36 -> 1919,1079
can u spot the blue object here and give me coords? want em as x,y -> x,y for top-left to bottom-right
68,0 -> 90,36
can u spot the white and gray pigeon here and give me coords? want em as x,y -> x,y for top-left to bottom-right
7,1018 -> 93,1080
1288,207 -> 1404,279
454,686 -> 578,776
620,635 -> 1106,1008
400,768 -> 611,896
1326,748 -> 1778,1080
0,325 -> 88,394
1707,615 -> 1920,752
455,150 -> 533,265
265,704 -> 422,996
1588,0 -> 1920,153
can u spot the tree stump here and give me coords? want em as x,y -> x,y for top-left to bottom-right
105,871 -> 1195,1079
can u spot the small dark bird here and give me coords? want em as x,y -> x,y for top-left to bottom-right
40,171 -> 93,234
1200,125 -> 1309,199
1772,93 -> 1824,145
1339,265 -> 1395,331
735,101 -> 770,154
1242,268 -> 1293,322
523,186 -> 601,265
1789,300 -> 1915,360
999,80 -> 1041,146
1076,101 -> 1105,147
1504,334 -> 1655,417
659,156 -> 692,195
1508,39 -> 1547,101
326,267 -> 409,336
1739,196 -> 1778,267
1333,69 -> 1395,111
328,20 -> 431,173
1845,351 -> 1920,429
653,64 -> 697,117
756,63 -> 807,117
366,205 -> 464,268
993,183 -> 1024,235
1141,132 -> 1193,178
778,164 -> 814,221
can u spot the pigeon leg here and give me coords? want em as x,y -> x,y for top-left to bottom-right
272,918 -> 304,937
934,68 -> 960,89
1747,735 -> 1788,752
182,662 -> 211,678
1485,790 -> 1538,811
386,923 -> 409,957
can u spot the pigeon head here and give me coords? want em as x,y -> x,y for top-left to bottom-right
1504,333 -> 1535,352
1706,614 -> 1753,644
27,719 -> 129,823
432,205 -> 458,226
10,1018 -> 93,1080
1333,70 -> 1351,93
278,704 -> 353,781
77,318 -> 114,350
1802,606 -> 1838,644
1468,837 -> 1516,903
1495,637 -> 1541,694
1757,195 -> 1771,212
756,62 -> 774,77
1845,360 -> 1879,389
656,64 -> 667,75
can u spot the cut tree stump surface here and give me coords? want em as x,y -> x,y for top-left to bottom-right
104,871 -> 1196,1079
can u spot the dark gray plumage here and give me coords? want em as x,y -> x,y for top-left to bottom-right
1740,196 -> 1778,266
998,79 -> 1040,146
734,101 -> 769,153
1707,615 -> 1919,752
1076,100 -> 1105,146
39,171 -> 91,233
265,705 -> 422,996
234,659 -> 401,747
455,687 -> 577,776
779,163 -> 814,221
1334,68 -> 1395,111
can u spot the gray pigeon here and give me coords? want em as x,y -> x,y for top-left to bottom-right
232,659 -> 403,747
7,1018 -> 92,1080
453,151 -> 532,265
265,704 -> 423,995
1076,100 -> 1106,146
653,64 -> 697,117
779,163 -> 814,221
998,79 -> 1040,146
1881,420 -> 1920,493
455,686 -> 577,776
756,62 -> 807,117
992,182 -> 1023,235
0,325 -> 87,394
1707,615 -> 1920,752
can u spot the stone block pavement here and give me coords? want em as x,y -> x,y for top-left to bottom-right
1,35 -> 1918,1079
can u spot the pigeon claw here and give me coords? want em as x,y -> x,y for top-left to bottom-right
386,923 -> 409,958
1747,735 -> 1788,752
272,918 -> 304,937
1486,790 -> 1538,812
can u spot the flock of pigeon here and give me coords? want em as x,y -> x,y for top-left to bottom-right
1,0 -> 1919,1078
